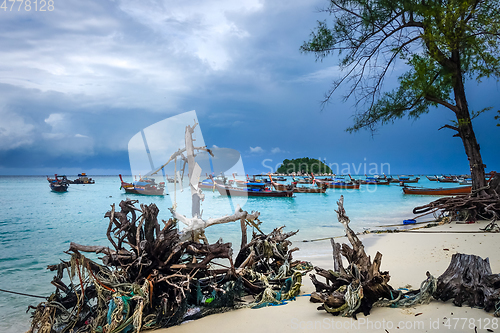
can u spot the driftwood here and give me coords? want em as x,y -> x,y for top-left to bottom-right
27,199 -> 310,333
413,173 -> 500,224
172,205 -> 260,243
433,253 -> 500,315
309,195 -> 393,318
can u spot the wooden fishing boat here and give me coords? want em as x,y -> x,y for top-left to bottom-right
459,178 -> 472,185
198,178 -> 216,189
214,183 -> 294,197
348,174 -> 389,185
398,176 -> 420,183
270,177 -> 324,193
198,176 -> 227,190
426,175 -> 438,181
437,176 -> 459,183
72,173 -> 95,184
119,174 -> 165,195
294,177 -> 313,184
48,174 -> 69,192
293,185 -> 327,193
402,185 -> 471,195
315,178 -> 360,189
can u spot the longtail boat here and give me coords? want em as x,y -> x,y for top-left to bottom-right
294,176 -> 313,184
198,178 -> 216,189
199,175 -> 228,190
72,173 -> 95,184
402,185 -> 471,195
119,174 -> 165,195
48,174 -> 69,192
348,174 -> 389,185
214,183 -> 294,197
293,186 -> 327,193
270,176 -> 325,193
314,178 -> 360,189
437,176 -> 459,183
388,176 -> 420,184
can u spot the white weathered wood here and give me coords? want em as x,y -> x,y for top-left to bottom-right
170,205 -> 260,243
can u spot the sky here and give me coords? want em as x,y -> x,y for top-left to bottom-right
0,0 -> 499,176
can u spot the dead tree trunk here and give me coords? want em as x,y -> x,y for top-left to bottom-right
433,253 -> 500,313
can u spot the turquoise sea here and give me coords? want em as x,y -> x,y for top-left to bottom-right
0,175 -> 459,332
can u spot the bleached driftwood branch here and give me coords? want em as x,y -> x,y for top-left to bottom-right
169,205 -> 260,243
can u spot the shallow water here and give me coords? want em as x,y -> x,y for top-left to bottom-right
0,175 -> 457,332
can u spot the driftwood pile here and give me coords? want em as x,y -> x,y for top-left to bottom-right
413,173 -> 500,226
311,195 -> 500,319
27,199 -> 311,333
309,196 -> 395,318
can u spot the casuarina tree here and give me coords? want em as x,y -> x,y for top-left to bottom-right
301,0 -> 500,192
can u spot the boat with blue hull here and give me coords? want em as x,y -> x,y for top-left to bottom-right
214,183 -> 294,197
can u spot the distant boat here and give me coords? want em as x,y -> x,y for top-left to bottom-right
437,175 -> 459,183
119,174 -> 165,195
315,178 -> 360,189
269,176 -> 325,193
198,176 -> 227,190
390,176 -> 420,184
293,185 -> 327,193
72,173 -> 95,184
198,178 -> 216,189
402,185 -> 471,195
214,183 -> 294,197
459,178 -> 472,185
48,174 -> 69,192
294,176 -> 313,184
348,174 -> 389,185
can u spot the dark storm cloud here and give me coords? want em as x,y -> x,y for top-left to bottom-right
0,0 -> 498,175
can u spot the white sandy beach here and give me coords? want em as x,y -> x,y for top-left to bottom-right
159,220 -> 500,333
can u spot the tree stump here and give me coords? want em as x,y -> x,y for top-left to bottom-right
434,253 -> 500,312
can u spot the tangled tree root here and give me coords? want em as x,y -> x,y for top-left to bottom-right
26,199 -> 312,333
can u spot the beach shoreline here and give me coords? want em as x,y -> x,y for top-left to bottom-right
159,220 -> 499,333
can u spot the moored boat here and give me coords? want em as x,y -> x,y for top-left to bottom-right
48,174 -> 69,192
426,175 -> 438,181
293,185 -> 327,193
198,176 -> 227,190
315,178 -> 360,189
294,176 -> 313,184
270,176 -> 324,193
214,183 -> 294,197
348,174 -> 389,185
198,178 -> 216,189
459,178 -> 472,185
402,185 -> 471,195
437,175 -> 459,183
119,174 -> 165,195
390,175 -> 420,184
72,173 -> 95,184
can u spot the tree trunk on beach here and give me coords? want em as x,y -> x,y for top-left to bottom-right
434,253 -> 500,313
451,51 -> 486,193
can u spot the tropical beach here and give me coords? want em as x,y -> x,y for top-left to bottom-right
163,221 -> 500,333
2,0 -> 500,332
1,174 -> 500,333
